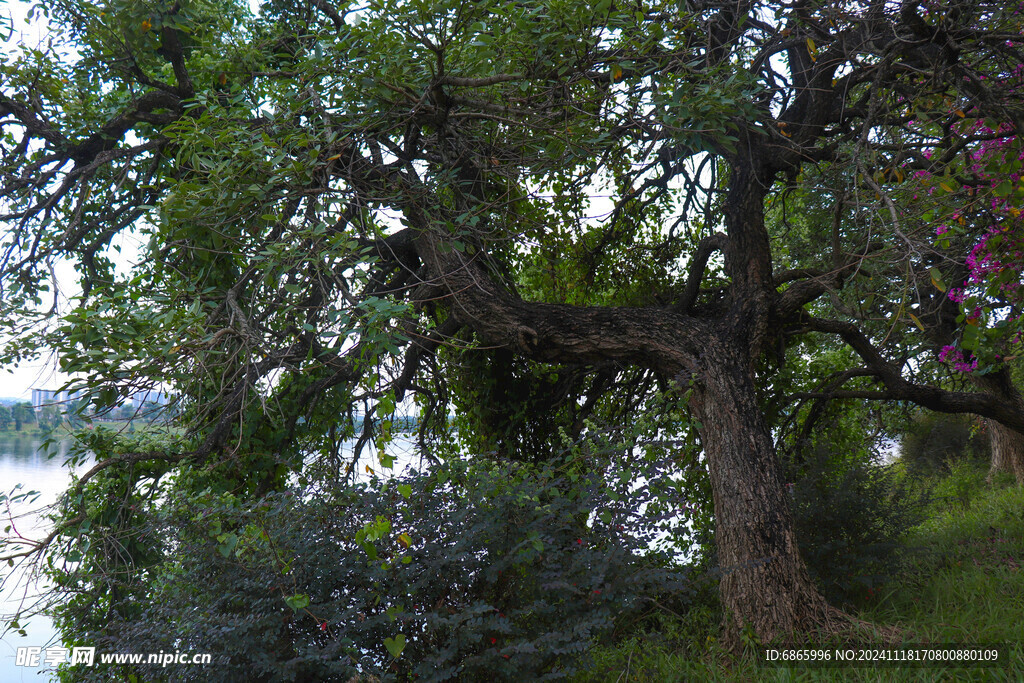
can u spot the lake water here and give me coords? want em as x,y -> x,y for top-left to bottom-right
0,434 -> 78,682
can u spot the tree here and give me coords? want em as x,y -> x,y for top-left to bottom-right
0,403 -> 11,430
2,0 -> 1024,648
37,404 -> 63,432
11,402 -> 34,432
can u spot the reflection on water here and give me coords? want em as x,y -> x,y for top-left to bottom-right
0,434 -> 77,683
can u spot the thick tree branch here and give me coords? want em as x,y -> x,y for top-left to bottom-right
68,90 -> 182,165
406,208 -> 706,377
805,315 -> 1024,431
673,232 -> 727,314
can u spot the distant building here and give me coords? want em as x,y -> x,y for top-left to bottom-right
29,386 -> 173,422
130,390 -> 169,408
30,388 -> 85,413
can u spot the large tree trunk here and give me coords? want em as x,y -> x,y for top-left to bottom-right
408,154 -> 864,644
985,418 -> 1024,484
971,370 -> 1024,484
689,341 -> 836,643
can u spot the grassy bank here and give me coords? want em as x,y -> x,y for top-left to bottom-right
0,420 -> 177,439
575,465 -> 1024,681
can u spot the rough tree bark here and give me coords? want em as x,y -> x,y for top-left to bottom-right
972,370 -> 1024,484
689,338 -> 839,640
987,419 -> 1024,484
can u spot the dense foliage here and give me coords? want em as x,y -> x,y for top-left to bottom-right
790,452 -> 927,607
50,442 -> 700,681
899,411 -> 992,476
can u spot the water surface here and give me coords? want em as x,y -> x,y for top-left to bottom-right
0,434 -> 76,682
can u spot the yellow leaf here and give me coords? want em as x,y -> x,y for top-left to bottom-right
611,64 -> 623,82
939,181 -> 955,193
908,313 -> 925,332
326,154 -> 341,161
398,533 -> 412,549
141,18 -> 152,32
365,465 -> 373,474
954,109 -> 965,118
806,38 -> 818,61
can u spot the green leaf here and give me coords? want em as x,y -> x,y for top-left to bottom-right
961,323 -> 980,351
384,633 -> 406,658
217,532 -> 238,557
284,594 -> 310,612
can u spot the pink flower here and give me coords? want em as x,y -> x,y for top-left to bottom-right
954,357 -> 979,373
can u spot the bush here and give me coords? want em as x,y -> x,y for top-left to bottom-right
788,445 -> 929,607
54,454 -> 696,682
898,411 -> 990,477
928,458 -> 989,510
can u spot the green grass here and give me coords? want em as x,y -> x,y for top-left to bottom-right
0,419 -> 177,438
575,466 -> 1024,682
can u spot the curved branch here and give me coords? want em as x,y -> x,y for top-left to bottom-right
804,315 -> 1024,432
774,242 -> 886,318
406,208 -> 706,377
673,232 -> 727,314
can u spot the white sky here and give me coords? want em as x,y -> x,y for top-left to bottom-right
2,2 -> 61,399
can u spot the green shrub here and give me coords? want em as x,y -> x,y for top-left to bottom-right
928,458 -> 989,511
54,455 -> 696,682
898,411 -> 990,477
788,447 -> 928,608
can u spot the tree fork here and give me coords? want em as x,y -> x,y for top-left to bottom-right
411,215 -> 855,644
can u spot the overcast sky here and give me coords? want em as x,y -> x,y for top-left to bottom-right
2,2 -> 71,399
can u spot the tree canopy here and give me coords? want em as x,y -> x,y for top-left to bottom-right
2,0 -> 1024,664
